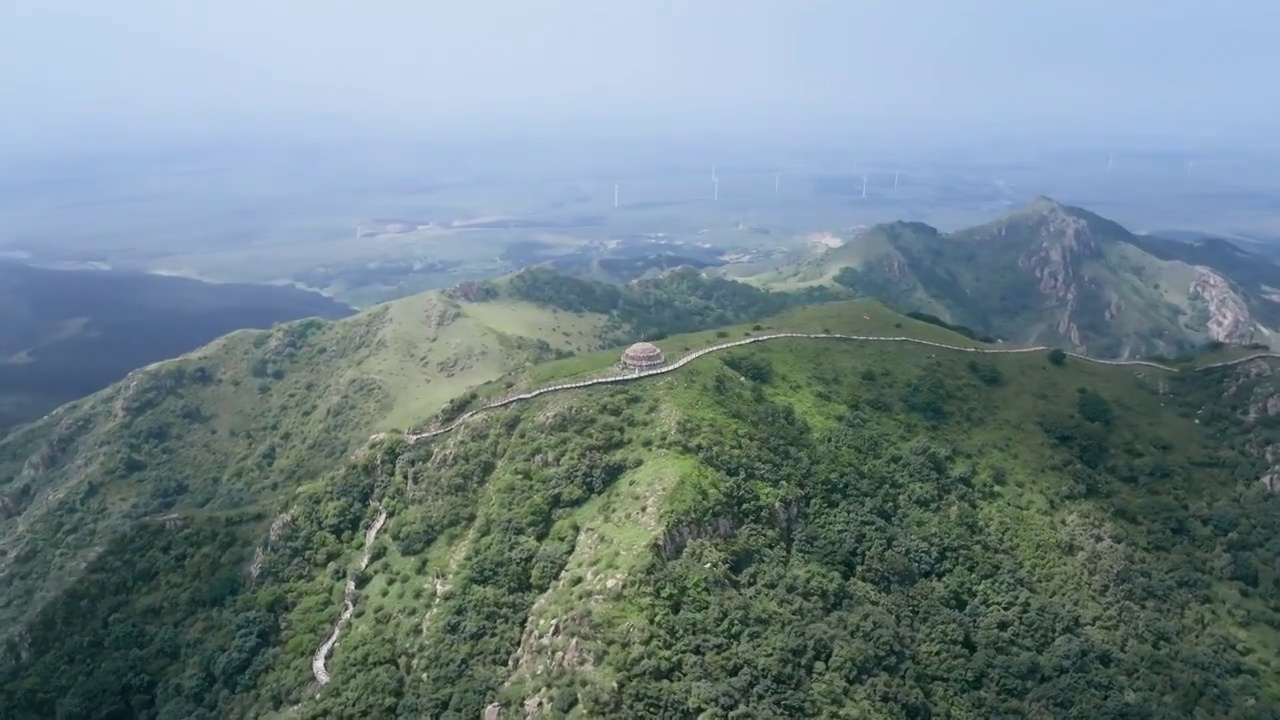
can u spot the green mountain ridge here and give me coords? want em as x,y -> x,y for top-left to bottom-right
3,285 -> 1280,718
6,225 -> 1280,719
0,267 -> 831,645
0,261 -> 355,432
0,288 -> 602,638
742,197 -> 1280,359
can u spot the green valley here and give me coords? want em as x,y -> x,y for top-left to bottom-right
0,262 -> 354,432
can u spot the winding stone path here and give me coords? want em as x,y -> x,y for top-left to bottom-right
311,332 -> 1280,686
311,505 -> 386,686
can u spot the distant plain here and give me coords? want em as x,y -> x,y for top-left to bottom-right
3,138 -> 1278,307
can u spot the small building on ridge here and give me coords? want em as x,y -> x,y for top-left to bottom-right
621,341 -> 665,370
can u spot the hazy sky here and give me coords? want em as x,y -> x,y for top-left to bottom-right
3,1 -> 1278,150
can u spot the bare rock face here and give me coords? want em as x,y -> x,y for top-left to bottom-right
424,301 -> 460,334
1104,295 -> 1126,322
445,280 -> 493,303
1225,360 -> 1273,400
1246,390 -> 1280,420
879,254 -> 911,282
1016,203 -> 1099,299
19,417 -> 83,478
1189,268 -> 1262,344
20,443 -> 58,478
0,495 -> 16,520
1244,360 -> 1273,379
1010,201 -> 1106,350
1260,445 -> 1280,494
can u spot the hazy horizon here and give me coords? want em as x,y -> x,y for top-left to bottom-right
3,1 -> 1279,155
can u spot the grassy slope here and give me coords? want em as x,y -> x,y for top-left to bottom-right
471,298 -> 982,398
742,232 -> 898,290
0,290 -> 606,635
1130,235 -> 1280,328
1091,243 -> 1200,356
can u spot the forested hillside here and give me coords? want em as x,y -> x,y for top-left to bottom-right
498,265 -> 840,344
0,285 -> 618,645
0,267 -> 838,711
4,300 -> 1279,719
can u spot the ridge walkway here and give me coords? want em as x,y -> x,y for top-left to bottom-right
404,332 -> 1274,443
313,331 -> 1280,686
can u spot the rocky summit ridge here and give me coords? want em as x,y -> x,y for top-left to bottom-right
750,196 -> 1276,358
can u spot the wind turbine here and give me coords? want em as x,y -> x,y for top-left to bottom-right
711,165 -> 720,201
1186,159 -> 1194,177
894,170 -> 900,191
774,173 -> 780,194
614,183 -> 619,209
1107,153 -> 1114,173
861,175 -> 868,200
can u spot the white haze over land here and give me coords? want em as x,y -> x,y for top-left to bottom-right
2,0 -> 1278,154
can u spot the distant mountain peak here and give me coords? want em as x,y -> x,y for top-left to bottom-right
1192,236 -> 1253,257
1026,195 -> 1065,211
994,195 -> 1133,246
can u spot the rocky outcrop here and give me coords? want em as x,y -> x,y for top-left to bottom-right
1017,203 -> 1098,300
1255,394 -> 1280,419
249,511 -> 294,578
1189,268 -> 1262,344
1211,359 -> 1280,493
1225,359 -> 1272,400
1260,444 -> 1280,494
435,349 -> 485,377
424,301 -> 460,334
875,254 -> 911,282
445,281 -> 494,303
19,417 -> 84,478
1105,295 -> 1126,322
1011,201 -> 1107,350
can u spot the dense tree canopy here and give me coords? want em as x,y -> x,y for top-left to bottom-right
502,266 -> 839,343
